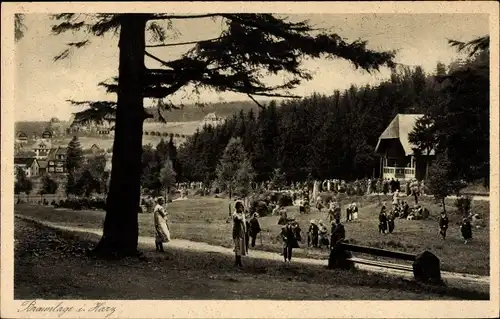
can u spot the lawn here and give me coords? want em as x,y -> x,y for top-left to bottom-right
14,218 -> 488,300
14,193 -> 490,276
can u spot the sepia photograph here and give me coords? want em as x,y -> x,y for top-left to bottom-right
2,1 -> 499,318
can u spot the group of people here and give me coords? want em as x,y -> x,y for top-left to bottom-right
438,211 -> 474,244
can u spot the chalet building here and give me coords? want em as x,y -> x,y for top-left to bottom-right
47,147 -> 67,174
32,140 -> 52,160
375,114 -> 434,181
203,112 -> 225,127
14,157 -> 40,178
16,131 -> 29,144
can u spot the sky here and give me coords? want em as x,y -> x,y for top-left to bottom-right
14,13 -> 489,121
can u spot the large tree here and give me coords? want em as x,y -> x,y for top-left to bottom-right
50,13 -> 396,258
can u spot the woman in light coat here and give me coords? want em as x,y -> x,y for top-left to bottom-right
154,197 -> 171,252
232,201 -> 247,267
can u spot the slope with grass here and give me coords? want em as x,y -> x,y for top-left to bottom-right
15,193 -> 489,276
14,218 -> 488,300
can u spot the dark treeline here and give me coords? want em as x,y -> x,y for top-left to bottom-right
160,52 -> 489,187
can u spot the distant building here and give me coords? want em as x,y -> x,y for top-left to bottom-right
16,131 -> 29,144
203,112 -> 225,127
90,144 -> 101,153
41,130 -> 53,140
47,147 -> 67,174
38,160 -> 48,175
374,114 -> 435,181
14,157 -> 40,178
32,140 -> 52,160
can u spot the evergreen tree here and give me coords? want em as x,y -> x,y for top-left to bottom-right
66,136 -> 84,173
51,13 -> 396,258
159,157 -> 177,201
41,175 -> 59,195
427,151 -> 464,212
216,137 -> 255,199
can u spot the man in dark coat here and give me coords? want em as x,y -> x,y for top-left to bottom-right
281,220 -> 299,262
387,210 -> 395,233
249,213 -> 261,247
328,218 -> 351,269
438,211 -> 449,240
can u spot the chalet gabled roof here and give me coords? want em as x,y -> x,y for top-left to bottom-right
375,114 -> 435,156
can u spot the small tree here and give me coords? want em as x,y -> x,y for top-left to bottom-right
14,167 -> 33,200
269,168 -> 287,191
427,151 -> 463,213
41,175 -> 59,195
159,157 -> 177,201
216,137 -> 255,200
408,115 -> 437,179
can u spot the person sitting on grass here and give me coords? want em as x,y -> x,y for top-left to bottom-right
351,202 -> 359,222
438,211 -> 449,240
232,201 -> 247,267
281,219 -> 299,262
154,197 -> 170,253
460,217 -> 473,244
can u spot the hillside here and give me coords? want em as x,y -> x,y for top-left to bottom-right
16,100 -> 263,137
145,100 -> 262,122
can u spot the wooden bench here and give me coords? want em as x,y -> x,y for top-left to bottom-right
330,242 -> 442,284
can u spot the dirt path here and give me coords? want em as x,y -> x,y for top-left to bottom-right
15,214 -> 490,290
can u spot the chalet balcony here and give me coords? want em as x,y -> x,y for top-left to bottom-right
382,166 -> 415,180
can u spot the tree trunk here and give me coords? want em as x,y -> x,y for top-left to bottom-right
91,15 -> 147,259
442,197 -> 446,213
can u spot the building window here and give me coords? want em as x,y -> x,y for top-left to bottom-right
48,167 -> 55,172
55,167 -> 64,173
49,161 -> 54,165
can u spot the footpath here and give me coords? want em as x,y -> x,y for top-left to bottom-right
15,214 -> 489,291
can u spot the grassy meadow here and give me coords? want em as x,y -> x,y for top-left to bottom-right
15,194 -> 490,276
17,218 -> 488,300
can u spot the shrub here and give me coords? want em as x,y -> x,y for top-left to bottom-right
277,193 -> 293,207
454,196 -> 472,216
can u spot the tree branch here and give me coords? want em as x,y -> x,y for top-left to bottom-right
146,37 -> 223,48
149,14 -> 222,20
247,94 -> 266,110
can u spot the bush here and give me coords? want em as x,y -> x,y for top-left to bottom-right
454,196 -> 472,216
277,193 -> 293,207
318,192 -> 334,204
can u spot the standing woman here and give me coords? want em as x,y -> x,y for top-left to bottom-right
154,197 -> 171,252
232,201 -> 247,267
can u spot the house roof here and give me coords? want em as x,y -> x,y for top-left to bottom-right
375,114 -> 435,156
47,147 -> 67,160
14,157 -> 36,166
17,131 -> 28,139
38,160 -> 48,169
